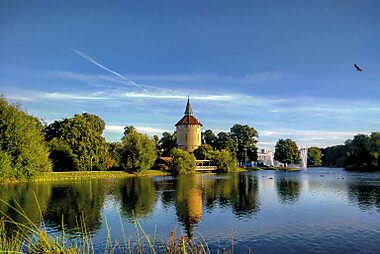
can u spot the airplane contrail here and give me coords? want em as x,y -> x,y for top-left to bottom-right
72,49 -> 148,92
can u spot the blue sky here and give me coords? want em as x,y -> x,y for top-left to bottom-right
1,0 -> 379,149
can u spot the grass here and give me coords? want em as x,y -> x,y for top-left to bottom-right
232,167 -> 248,172
1,170 -> 170,184
0,195 -> 238,254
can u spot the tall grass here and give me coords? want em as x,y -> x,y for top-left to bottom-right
0,196 -> 237,254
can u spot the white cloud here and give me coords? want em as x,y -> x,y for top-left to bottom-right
258,129 -> 369,148
105,125 -> 170,136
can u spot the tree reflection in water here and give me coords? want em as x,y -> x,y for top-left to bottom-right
276,177 -> 301,204
120,176 -> 158,220
44,180 -> 105,234
0,182 -> 52,230
348,182 -> 380,212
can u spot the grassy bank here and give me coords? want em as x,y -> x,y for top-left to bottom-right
1,170 -> 170,184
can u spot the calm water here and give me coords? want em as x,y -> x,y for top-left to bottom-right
1,168 -> 380,253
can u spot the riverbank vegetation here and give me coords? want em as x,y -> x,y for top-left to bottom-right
0,96 -> 257,181
321,133 -> 380,171
0,203 -> 232,254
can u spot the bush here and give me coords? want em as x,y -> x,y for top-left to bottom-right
212,149 -> 237,173
169,148 -> 196,175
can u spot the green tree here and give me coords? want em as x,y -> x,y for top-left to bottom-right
214,132 -> 238,156
49,138 -> 78,171
45,113 -> 109,171
274,139 -> 301,166
345,134 -> 371,168
158,132 -> 176,156
369,132 -> 380,169
230,124 -> 259,162
322,145 -> 348,167
107,142 -> 123,169
193,144 -> 214,160
230,124 -> 258,161
307,147 -> 323,167
121,126 -> 157,172
212,149 -> 237,173
0,97 -> 51,179
202,129 -> 217,147
169,148 -> 196,175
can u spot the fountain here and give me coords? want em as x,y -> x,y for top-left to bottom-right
300,147 -> 308,169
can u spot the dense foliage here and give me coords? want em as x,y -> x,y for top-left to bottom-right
0,97 -> 51,179
323,133 -> 380,170
158,132 -> 176,156
45,113 -> 109,171
169,148 -> 196,175
214,132 -> 238,156
107,142 -> 123,170
121,126 -> 157,172
212,149 -> 237,173
307,147 -> 323,167
230,124 -> 258,162
193,144 -> 214,160
274,139 -> 301,166
202,129 -> 217,147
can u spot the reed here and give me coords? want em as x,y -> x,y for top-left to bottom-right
0,196 -> 237,254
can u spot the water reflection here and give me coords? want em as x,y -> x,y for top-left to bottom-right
44,180 -> 105,233
1,168 -> 380,252
348,181 -> 380,212
173,175 -> 203,237
120,177 -> 158,219
0,182 -> 51,228
230,174 -> 260,216
276,177 -> 302,204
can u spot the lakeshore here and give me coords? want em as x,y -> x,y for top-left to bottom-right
1,168 -> 379,253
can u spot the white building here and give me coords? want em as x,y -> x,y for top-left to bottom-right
257,148 -> 274,166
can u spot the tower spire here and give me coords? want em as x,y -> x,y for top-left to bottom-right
184,96 -> 194,116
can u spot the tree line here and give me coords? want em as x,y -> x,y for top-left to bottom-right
0,97 -> 260,179
295,133 -> 380,171
321,133 -> 380,170
1,96 -> 378,180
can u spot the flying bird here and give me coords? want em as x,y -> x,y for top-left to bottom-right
354,64 -> 363,72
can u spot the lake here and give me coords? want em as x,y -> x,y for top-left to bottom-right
1,167 -> 380,253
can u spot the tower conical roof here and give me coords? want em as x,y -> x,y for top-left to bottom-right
175,97 -> 202,126
184,97 -> 194,116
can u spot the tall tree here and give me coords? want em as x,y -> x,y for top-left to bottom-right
214,132 -> 238,156
230,124 -> 258,162
203,129 -> 217,147
0,97 -> 51,178
345,134 -> 371,167
45,113 -> 109,171
158,132 -> 176,156
121,126 -> 157,172
307,147 -> 323,167
274,139 -> 301,166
